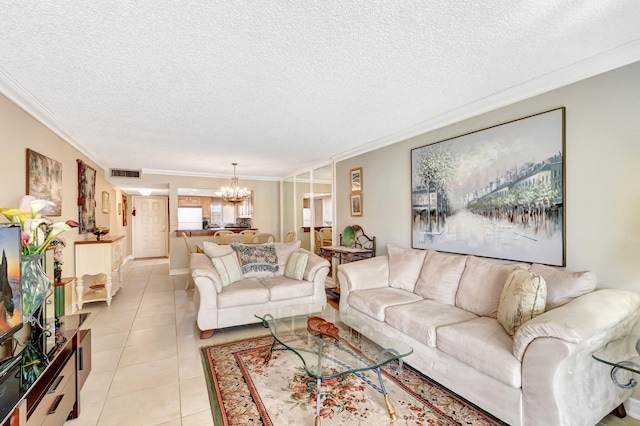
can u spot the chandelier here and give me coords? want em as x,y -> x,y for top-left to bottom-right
221,163 -> 250,204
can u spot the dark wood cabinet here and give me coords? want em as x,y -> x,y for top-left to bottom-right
0,315 -> 91,426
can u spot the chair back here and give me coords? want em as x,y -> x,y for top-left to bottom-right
251,233 -> 275,244
223,234 -> 246,245
239,230 -> 256,244
213,230 -> 234,244
182,233 -> 195,254
319,227 -> 332,245
286,231 -> 296,242
314,230 -> 323,254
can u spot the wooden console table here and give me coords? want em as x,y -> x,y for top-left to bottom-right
74,236 -> 124,309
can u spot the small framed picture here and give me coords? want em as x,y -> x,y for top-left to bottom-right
102,191 -> 111,213
350,193 -> 362,217
350,167 -> 362,193
117,202 -> 122,215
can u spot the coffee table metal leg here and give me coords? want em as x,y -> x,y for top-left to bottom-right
315,377 -> 322,425
375,367 -> 397,420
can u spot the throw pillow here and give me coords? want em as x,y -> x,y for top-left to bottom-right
529,263 -> 597,310
274,240 -> 302,276
498,266 -> 547,336
414,250 -> 467,305
211,253 -> 243,287
232,243 -> 279,275
284,252 -> 309,280
387,244 -> 427,292
202,241 -> 234,259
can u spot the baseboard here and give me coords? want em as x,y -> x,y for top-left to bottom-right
170,268 -> 189,276
625,397 -> 640,420
122,255 -> 133,264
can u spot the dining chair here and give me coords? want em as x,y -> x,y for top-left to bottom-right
286,231 -> 296,242
223,234 -> 246,244
251,233 -> 275,243
313,230 -> 323,254
213,230 -> 234,244
319,227 -> 332,246
239,230 -> 256,244
182,233 -> 195,290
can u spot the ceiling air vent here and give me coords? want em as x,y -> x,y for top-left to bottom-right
110,168 -> 141,178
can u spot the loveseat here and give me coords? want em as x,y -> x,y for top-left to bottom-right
337,245 -> 640,426
191,240 -> 330,338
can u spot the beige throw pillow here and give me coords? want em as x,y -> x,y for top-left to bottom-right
387,244 -> 427,292
529,263 -> 596,310
274,240 -> 302,276
202,241 -> 234,259
211,253 -> 243,286
414,250 -> 467,305
498,267 -> 547,336
284,252 -> 308,280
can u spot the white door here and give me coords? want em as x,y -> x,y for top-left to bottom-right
133,196 -> 168,258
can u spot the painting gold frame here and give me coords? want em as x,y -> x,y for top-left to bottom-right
350,167 -> 362,193
350,193 -> 362,217
102,191 -> 111,213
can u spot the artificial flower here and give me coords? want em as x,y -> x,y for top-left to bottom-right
0,196 -> 78,255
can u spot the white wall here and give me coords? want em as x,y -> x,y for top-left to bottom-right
336,61 -> 640,293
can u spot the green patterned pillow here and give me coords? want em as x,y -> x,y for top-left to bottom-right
211,253 -> 243,286
284,252 -> 308,280
498,266 -> 547,336
231,243 -> 279,275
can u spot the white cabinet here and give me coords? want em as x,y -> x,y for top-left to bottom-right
74,235 -> 124,309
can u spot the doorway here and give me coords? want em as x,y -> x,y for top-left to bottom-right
132,196 -> 169,258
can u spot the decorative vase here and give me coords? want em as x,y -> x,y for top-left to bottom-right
21,253 -> 51,325
54,269 -> 62,283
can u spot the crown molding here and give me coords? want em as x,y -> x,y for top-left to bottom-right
0,66 -> 109,170
332,39 -> 640,163
142,168 -> 280,182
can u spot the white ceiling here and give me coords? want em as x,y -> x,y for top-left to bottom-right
1,1 -> 640,187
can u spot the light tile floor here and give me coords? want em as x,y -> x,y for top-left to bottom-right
63,258 -> 639,426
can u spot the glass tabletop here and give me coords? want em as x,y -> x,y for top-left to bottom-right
255,304 -> 413,380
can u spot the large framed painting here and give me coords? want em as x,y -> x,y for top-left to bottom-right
26,149 -> 62,216
77,160 -> 96,234
411,107 -> 565,266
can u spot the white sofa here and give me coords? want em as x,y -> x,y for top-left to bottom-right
191,241 -> 330,338
337,245 -> 640,426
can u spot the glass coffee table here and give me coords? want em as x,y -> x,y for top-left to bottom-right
255,304 -> 413,426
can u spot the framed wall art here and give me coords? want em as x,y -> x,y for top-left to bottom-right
350,167 -> 362,192
411,107 -> 565,266
26,149 -> 62,216
350,193 -> 362,217
102,191 -> 111,213
122,194 -> 128,226
77,159 -> 96,233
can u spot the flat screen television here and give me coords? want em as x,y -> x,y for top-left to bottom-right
0,224 -> 23,344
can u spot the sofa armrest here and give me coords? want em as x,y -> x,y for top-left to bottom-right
513,289 -> 640,361
190,253 -> 223,293
300,249 -> 330,282
337,255 -> 389,293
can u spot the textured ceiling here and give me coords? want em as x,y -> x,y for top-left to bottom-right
1,1 -> 640,186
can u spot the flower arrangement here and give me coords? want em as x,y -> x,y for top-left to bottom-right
50,237 -> 65,282
0,196 -> 78,255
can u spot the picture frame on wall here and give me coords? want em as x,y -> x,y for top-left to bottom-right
102,191 -> 110,214
122,194 -> 128,226
411,107 -> 565,266
350,193 -> 362,217
77,159 -> 96,233
350,167 -> 362,192
26,149 -> 62,216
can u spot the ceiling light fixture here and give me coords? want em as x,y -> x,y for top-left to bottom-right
221,163 -> 250,204
139,189 -> 152,197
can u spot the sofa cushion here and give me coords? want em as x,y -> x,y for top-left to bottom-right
202,241 -> 234,258
529,263 -> 597,310
414,250 -> 467,305
498,267 -> 547,335
211,253 -> 243,286
284,252 -> 308,280
348,288 -> 423,321
385,299 -> 478,347
232,243 -> 279,277
456,256 -> 528,318
217,278 -> 270,308
274,240 -> 302,276
259,275 -> 314,301
387,244 -> 427,292
437,317 -> 522,388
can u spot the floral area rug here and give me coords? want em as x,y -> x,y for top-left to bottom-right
200,335 -> 505,425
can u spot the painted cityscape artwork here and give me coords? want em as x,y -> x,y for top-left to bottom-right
411,108 -> 565,265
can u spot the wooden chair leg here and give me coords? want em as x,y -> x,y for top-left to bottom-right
184,275 -> 192,291
611,403 -> 626,418
200,329 -> 215,339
